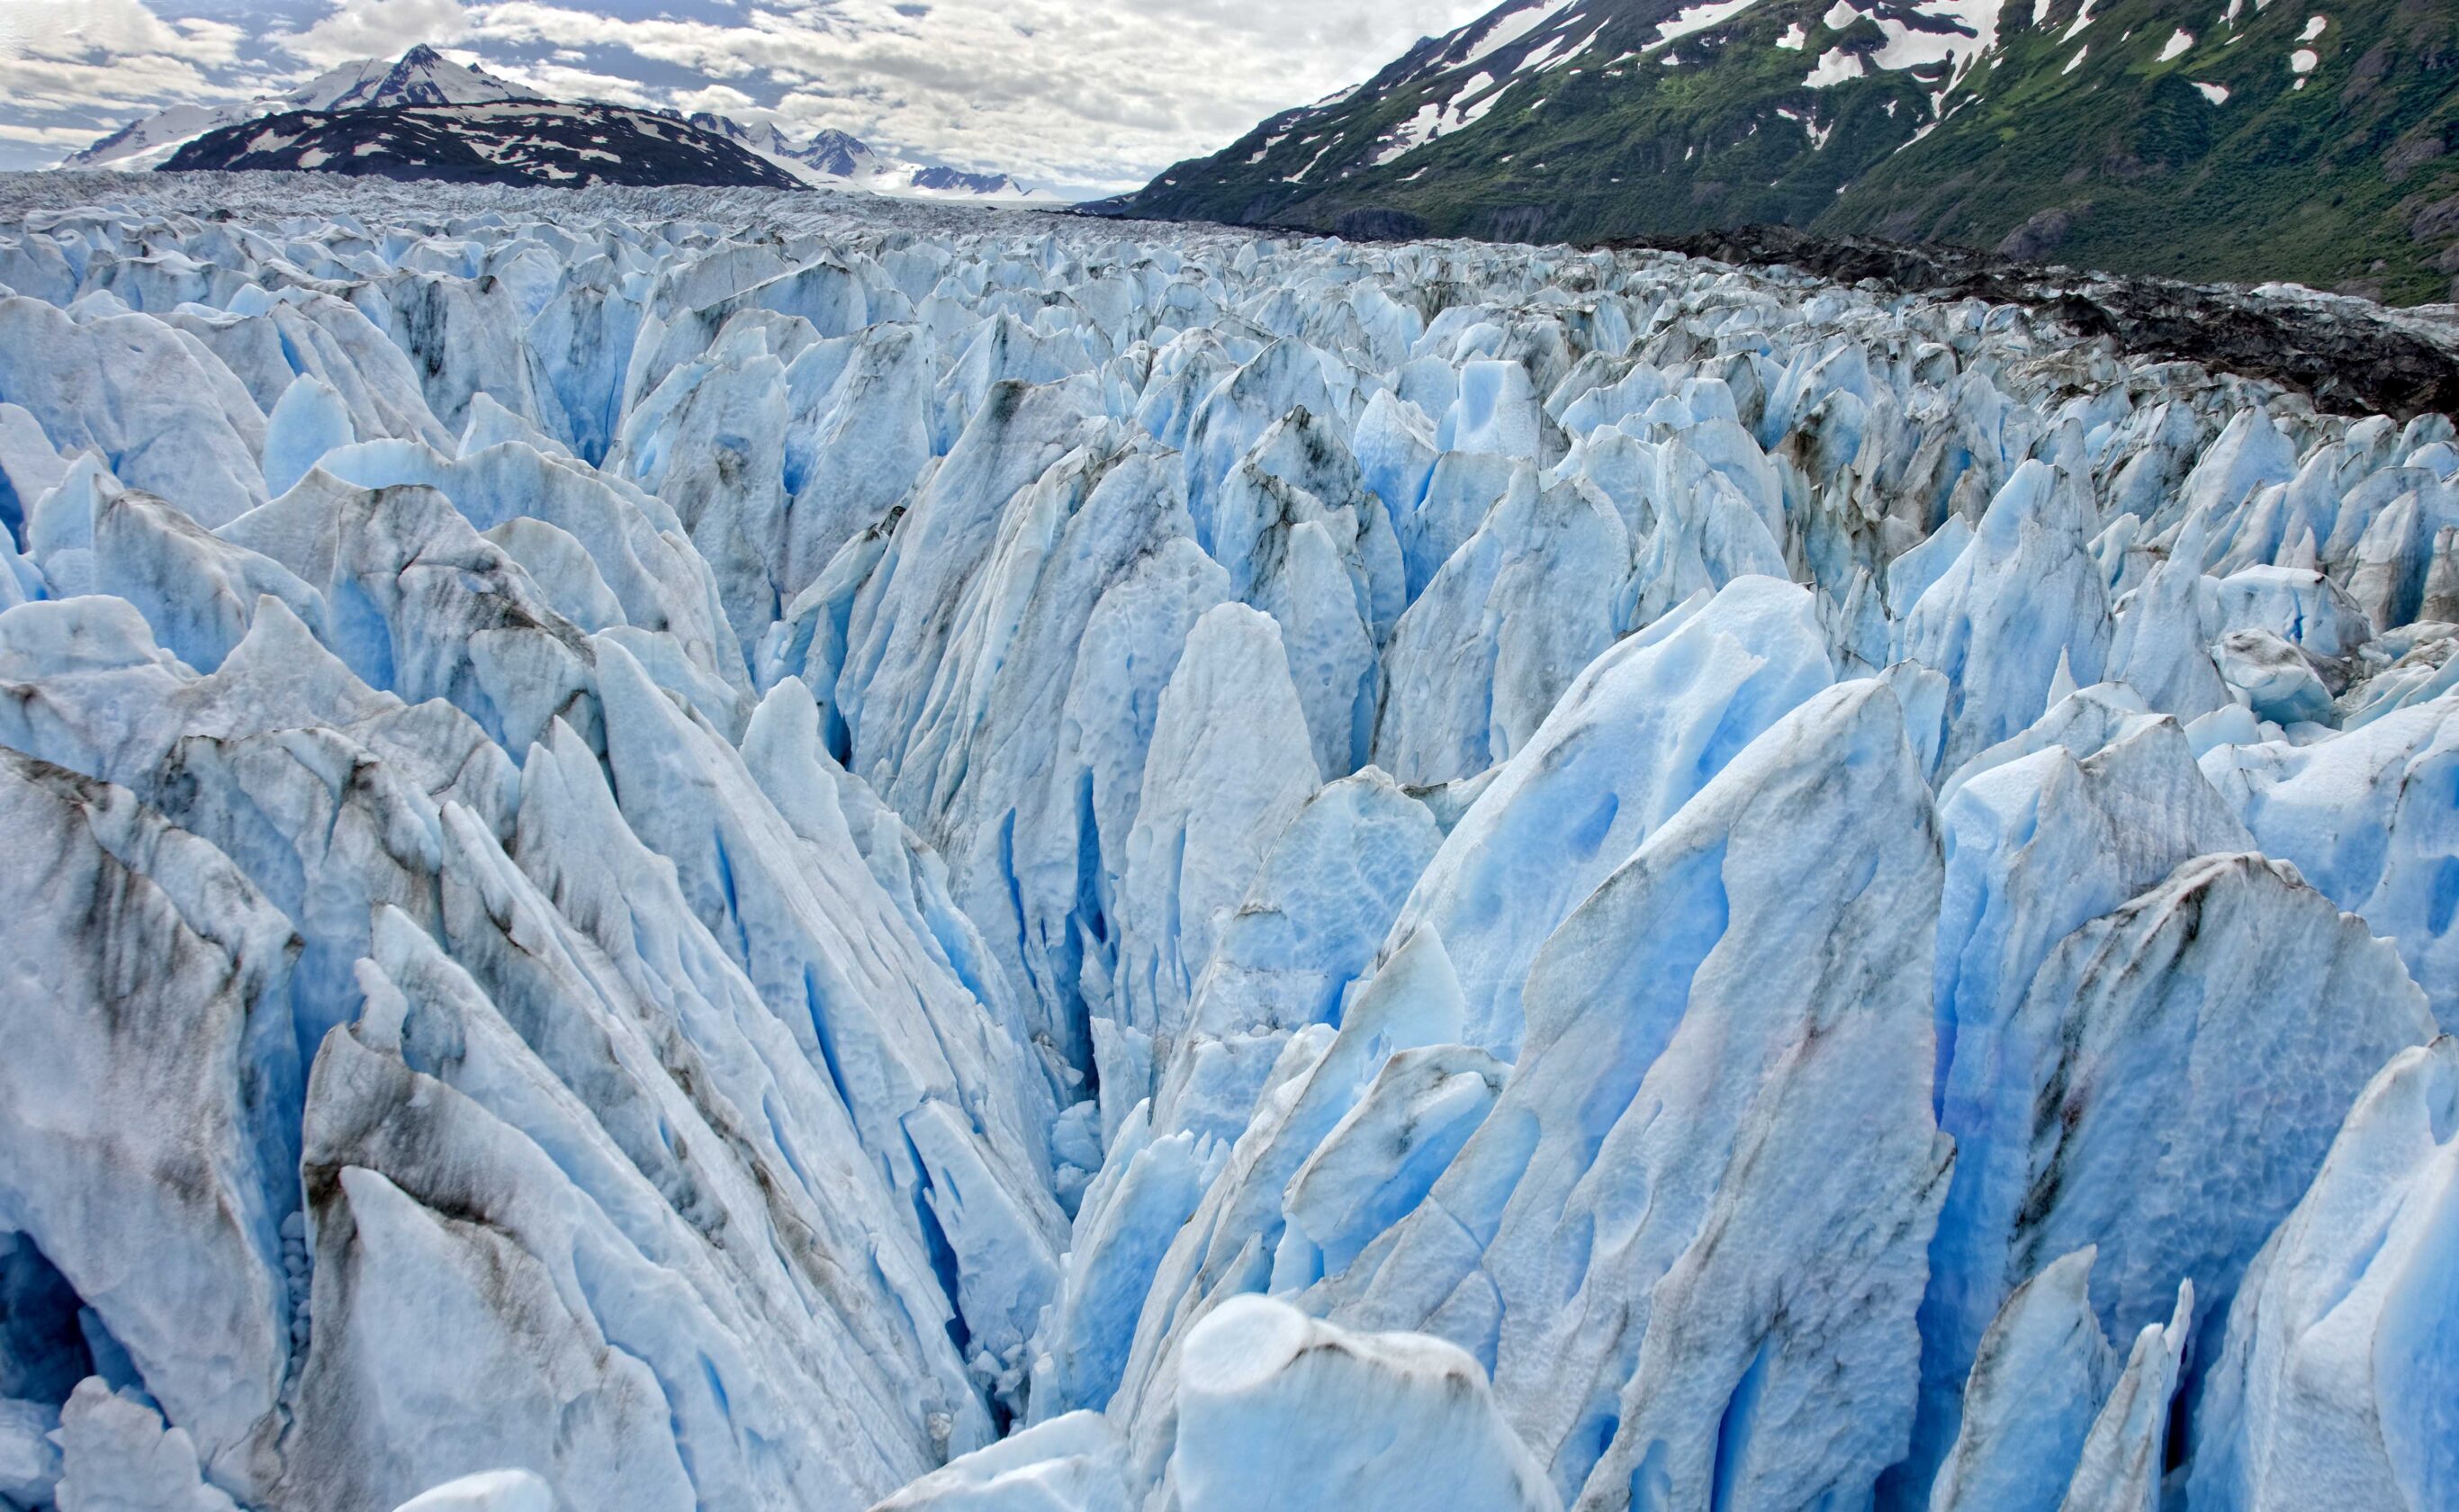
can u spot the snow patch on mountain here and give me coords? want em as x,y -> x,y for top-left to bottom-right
1648,0 -> 1774,51
1455,0 -> 1582,71
1369,76 -> 1510,166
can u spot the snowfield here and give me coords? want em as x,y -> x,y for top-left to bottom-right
0,170 -> 2454,1512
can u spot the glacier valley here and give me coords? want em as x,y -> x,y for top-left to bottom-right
0,170 -> 2454,1512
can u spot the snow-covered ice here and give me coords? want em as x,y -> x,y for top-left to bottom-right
0,170 -> 2452,1512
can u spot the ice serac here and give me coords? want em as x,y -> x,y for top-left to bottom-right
1113,602 -> 1321,1093
92,488 -> 327,674
2202,695 -> 2459,1028
313,436 -> 747,710
838,379 -> 1095,787
2105,516 -> 2231,723
1382,574 -> 1834,1058
2057,1282 -> 2193,1512
1079,924 -> 1474,1447
782,322 -> 933,590
288,1018 -> 701,1512
1321,680 -> 1950,1510
1031,1110 -> 1224,1418
1012,535 -> 1230,1075
2188,1038 -> 2459,1512
263,376 -> 358,500
1922,1253 -> 2194,1512
0,748 -> 296,1504
285,856 -> 1021,1510
217,476 -> 600,755
1904,458 -> 2112,770
472,717 -> 995,1450
1924,1249 -> 2116,1512
1907,698 -> 2254,1472
50,1379 -> 243,1512
1173,1295 -> 1559,1512
1915,847 -> 2435,1504
0,296 -> 266,527
610,332 -> 791,653
868,1412 -> 1131,1512
1374,464 -> 1625,786
1184,766 -> 1442,1042
390,1471 -> 553,1512
590,644 -> 1065,1408
1283,1041 -> 1507,1279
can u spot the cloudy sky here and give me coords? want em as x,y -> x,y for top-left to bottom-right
0,0 -> 1499,193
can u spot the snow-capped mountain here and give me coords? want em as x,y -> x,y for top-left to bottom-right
1112,0 -> 2459,302
59,45 -> 530,172
687,112 -> 1058,203
162,102 -> 808,192
0,166 -> 2454,1512
783,127 -> 885,180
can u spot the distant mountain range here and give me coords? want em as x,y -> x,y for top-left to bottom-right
1103,0 -> 2459,304
682,115 -> 1056,202
61,45 -> 1054,203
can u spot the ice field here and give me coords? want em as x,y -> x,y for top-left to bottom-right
0,173 -> 2454,1512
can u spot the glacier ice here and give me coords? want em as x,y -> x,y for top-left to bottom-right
389,1472 -> 553,1512
1315,680 -> 1955,1511
869,1413 -> 1130,1512
0,172 -> 2451,1512
50,1379 -> 243,1512
2188,1039 -> 2459,1511
1172,1295 -> 1557,1512
1923,1248 -> 2115,1512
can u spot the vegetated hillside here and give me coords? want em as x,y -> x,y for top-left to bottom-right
1106,0 -> 2459,302
162,102 -> 808,191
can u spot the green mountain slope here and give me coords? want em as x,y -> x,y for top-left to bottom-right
1108,0 -> 2459,303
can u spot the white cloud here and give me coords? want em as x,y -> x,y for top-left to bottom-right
0,121 -> 112,148
5,0 -> 1494,188
670,83 -> 761,118
449,0 -> 1495,189
12,0 -> 185,59
477,58 -> 660,106
276,0 -> 471,67
0,0 -> 265,153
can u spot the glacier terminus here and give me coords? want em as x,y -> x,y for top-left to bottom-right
0,169 -> 2454,1512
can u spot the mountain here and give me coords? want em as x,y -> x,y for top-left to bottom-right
907,165 -> 1047,198
686,112 -> 1059,202
59,45 -> 528,172
786,127 -> 886,179
1107,0 -> 2459,303
159,101 -> 808,191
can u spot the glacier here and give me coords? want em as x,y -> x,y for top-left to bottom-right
0,170 -> 2454,1512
